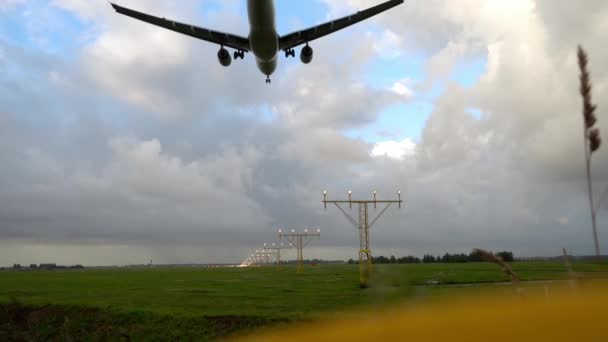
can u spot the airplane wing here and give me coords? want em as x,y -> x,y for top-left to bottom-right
279,0 -> 404,51
110,2 -> 251,52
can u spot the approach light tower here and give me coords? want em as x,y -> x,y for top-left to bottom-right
240,253 -> 258,267
263,242 -> 292,264
255,249 -> 276,265
323,190 -> 402,288
278,228 -> 321,273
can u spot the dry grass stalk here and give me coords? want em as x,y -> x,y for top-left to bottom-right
472,248 -> 520,283
562,247 -> 580,290
577,45 -> 602,257
562,247 -> 574,277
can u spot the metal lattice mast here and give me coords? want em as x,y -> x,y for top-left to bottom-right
263,242 -> 292,264
278,228 -> 321,273
323,190 -> 402,288
254,249 -> 276,265
242,254 -> 257,266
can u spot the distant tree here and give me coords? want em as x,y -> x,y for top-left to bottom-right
497,251 -> 514,262
423,255 -> 436,263
372,256 -> 390,264
397,256 -> 419,264
347,258 -> 355,264
441,253 -> 450,263
469,250 -> 484,262
390,255 -> 397,264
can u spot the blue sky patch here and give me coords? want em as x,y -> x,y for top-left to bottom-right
345,101 -> 433,143
452,57 -> 487,88
365,51 -> 426,89
466,107 -> 484,120
275,0 -> 327,34
1,0 -> 92,60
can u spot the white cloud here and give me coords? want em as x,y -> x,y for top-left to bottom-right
371,138 -> 416,160
370,29 -> 403,59
390,78 -> 413,97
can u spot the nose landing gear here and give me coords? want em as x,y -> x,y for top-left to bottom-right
266,76 -> 271,84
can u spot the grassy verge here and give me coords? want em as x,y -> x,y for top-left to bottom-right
1,261 -> 607,340
0,302 -> 286,341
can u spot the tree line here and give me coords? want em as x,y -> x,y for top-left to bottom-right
347,251 -> 514,264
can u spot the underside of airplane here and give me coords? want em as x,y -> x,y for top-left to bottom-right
110,0 -> 405,83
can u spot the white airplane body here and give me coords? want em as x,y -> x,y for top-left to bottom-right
111,0 -> 404,83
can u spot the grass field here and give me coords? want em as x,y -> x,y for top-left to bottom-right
2,261 -> 608,340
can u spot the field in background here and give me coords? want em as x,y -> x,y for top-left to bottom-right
2,261 -> 608,340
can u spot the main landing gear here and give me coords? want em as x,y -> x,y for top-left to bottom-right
234,49 -> 245,60
284,48 -> 295,58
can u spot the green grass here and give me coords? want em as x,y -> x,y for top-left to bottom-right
1,261 -> 607,340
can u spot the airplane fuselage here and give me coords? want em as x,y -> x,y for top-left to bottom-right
247,0 -> 279,77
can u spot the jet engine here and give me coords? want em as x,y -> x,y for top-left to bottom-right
300,45 -> 313,64
218,48 -> 232,67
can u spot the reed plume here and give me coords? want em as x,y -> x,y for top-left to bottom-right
472,248 -> 520,283
578,46 -> 602,257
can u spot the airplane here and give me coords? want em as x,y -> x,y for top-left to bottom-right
110,0 -> 404,83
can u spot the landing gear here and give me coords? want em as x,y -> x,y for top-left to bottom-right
266,76 -> 271,84
284,48 -> 295,58
234,49 -> 245,60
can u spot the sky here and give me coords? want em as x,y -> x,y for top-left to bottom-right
1,0 -> 607,266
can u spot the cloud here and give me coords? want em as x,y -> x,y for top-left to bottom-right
390,78 -> 413,97
370,29 -> 403,59
0,135 -> 271,242
371,138 -> 416,160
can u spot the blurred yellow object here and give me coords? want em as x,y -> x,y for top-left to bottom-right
235,281 -> 608,341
